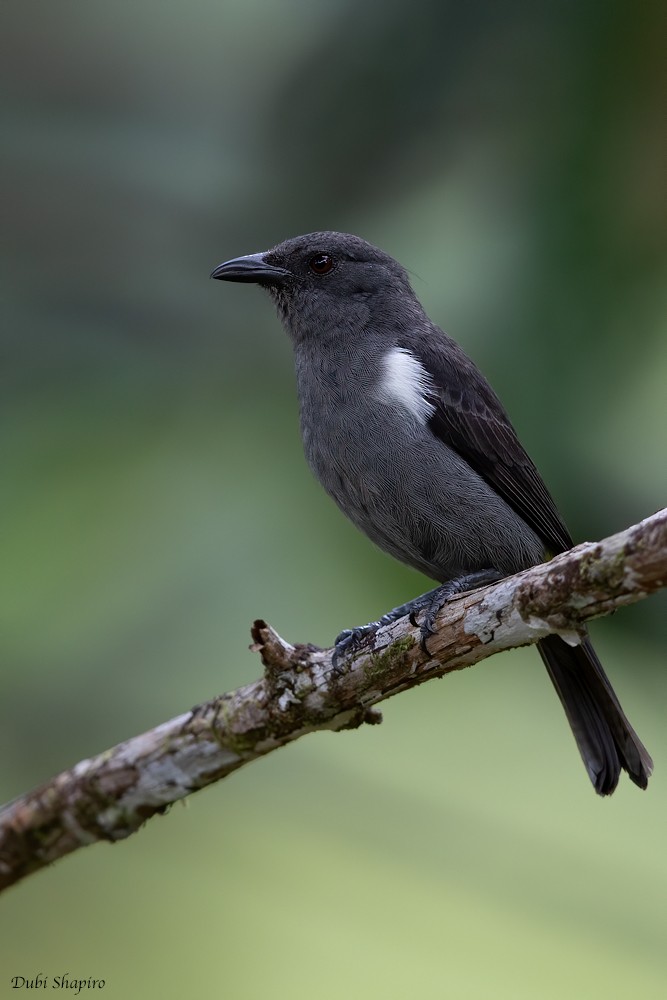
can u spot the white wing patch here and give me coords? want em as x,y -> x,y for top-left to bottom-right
377,346 -> 436,423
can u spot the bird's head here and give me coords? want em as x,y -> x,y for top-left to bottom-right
211,231 -> 416,342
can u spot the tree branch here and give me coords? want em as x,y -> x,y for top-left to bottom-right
1,508 -> 665,894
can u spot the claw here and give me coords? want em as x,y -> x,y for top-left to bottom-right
334,628 -> 355,648
332,625 -> 375,674
419,616 -> 436,654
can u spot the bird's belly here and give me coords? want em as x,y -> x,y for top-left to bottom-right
303,413 -> 545,582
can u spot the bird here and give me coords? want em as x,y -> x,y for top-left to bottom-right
211,231 -> 652,795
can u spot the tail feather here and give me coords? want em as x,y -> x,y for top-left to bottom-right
537,634 -> 653,795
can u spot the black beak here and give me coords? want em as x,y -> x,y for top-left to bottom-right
210,252 -> 290,285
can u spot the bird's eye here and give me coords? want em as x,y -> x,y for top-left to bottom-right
308,253 -> 335,275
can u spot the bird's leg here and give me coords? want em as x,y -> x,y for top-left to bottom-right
333,568 -> 504,668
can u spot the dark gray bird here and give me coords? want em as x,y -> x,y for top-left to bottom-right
211,231 -> 652,795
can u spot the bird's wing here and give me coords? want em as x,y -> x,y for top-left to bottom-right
405,332 -> 573,554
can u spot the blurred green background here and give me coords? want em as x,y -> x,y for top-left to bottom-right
1,0 -> 666,996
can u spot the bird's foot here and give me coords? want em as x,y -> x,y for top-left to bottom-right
332,569 -> 503,669
332,598 -> 423,671
332,625 -> 376,671
409,569 -> 505,652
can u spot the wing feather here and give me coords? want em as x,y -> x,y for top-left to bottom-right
405,332 -> 573,554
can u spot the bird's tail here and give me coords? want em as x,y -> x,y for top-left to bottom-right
537,634 -> 653,795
